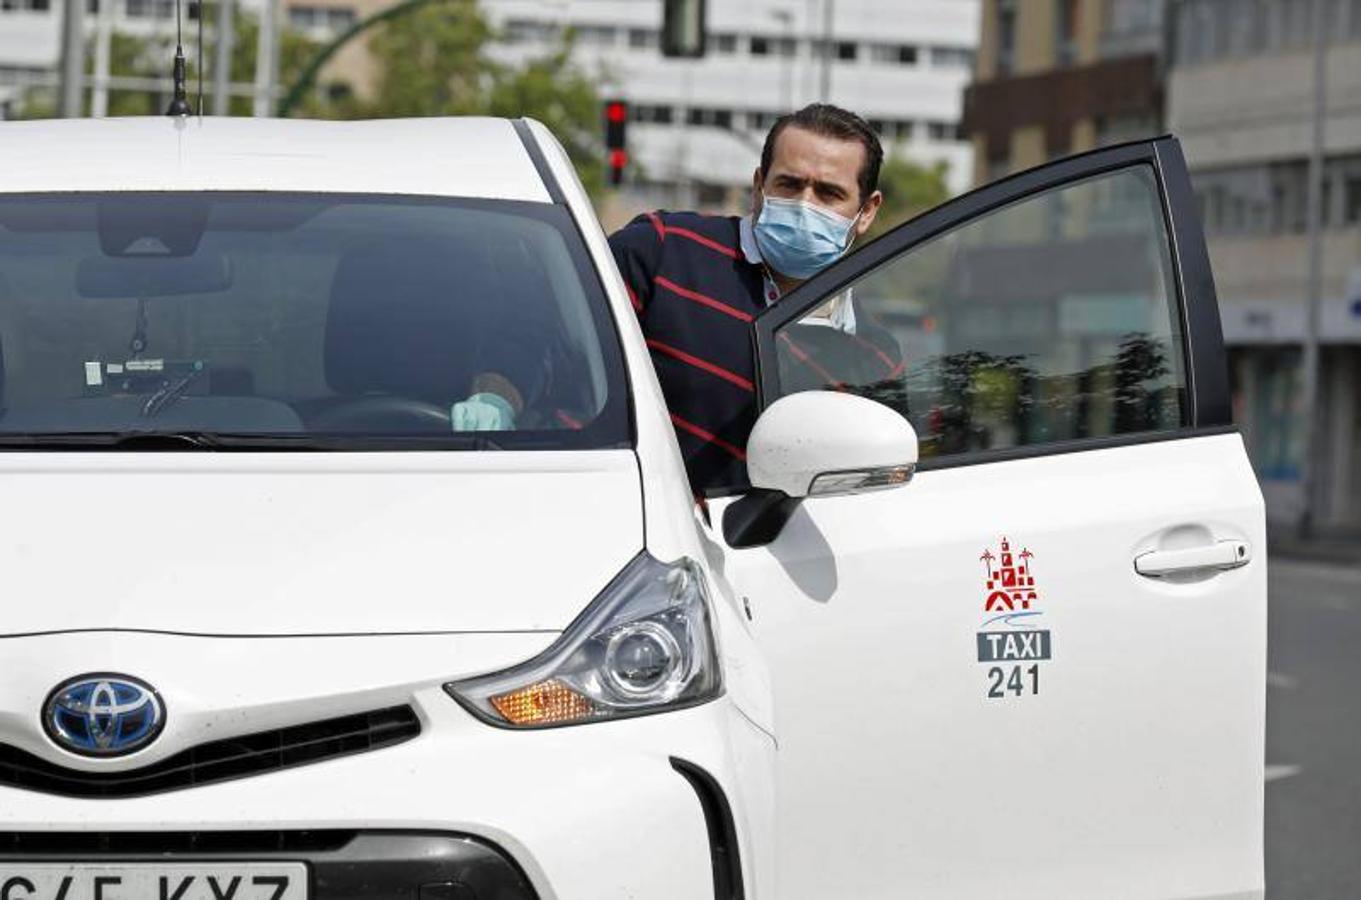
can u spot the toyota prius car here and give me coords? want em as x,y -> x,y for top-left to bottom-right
0,117 -> 1265,900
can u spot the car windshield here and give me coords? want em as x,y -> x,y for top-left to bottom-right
0,192 -> 629,450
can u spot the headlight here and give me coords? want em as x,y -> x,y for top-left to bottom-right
444,552 -> 722,728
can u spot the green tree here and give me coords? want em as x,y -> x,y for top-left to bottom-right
864,156 -> 950,242
356,2 -> 604,196
362,2 -> 492,117
224,7 -> 324,116
486,35 -> 605,197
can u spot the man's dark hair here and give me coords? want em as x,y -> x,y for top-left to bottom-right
760,103 -> 884,203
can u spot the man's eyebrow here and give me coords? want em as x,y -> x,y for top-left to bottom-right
813,179 -> 849,197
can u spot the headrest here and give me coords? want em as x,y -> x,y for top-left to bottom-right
324,237 -> 487,403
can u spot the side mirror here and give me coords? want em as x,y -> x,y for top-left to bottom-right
723,391 -> 918,549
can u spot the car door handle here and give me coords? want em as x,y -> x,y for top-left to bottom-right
1134,540 -> 1251,577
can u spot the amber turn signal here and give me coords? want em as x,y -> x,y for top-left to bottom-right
490,679 -> 597,726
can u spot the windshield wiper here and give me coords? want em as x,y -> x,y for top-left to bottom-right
141,367 -> 204,419
0,432 -> 506,451
0,431 -> 221,450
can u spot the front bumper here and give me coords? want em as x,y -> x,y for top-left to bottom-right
0,831 -> 536,900
0,686 -> 769,900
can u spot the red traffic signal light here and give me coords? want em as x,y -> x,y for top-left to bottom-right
604,99 -> 628,149
604,100 -> 629,186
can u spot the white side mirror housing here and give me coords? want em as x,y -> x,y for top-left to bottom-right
746,391 -> 919,499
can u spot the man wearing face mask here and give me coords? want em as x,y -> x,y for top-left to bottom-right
609,103 -> 899,492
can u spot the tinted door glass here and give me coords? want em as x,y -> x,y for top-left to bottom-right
772,165 -> 1188,460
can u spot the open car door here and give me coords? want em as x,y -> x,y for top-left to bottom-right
715,137 -> 1266,900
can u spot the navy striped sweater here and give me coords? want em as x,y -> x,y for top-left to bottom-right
610,210 -> 762,492
610,209 -> 907,493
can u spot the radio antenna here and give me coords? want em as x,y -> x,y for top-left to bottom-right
197,0 -> 204,116
165,0 -> 193,116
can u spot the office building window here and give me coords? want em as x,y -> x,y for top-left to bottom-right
288,5 -> 355,31
926,121 -> 961,142
713,32 -> 739,53
570,24 -> 616,46
1179,0 -> 1358,65
752,35 -> 798,57
685,107 -> 733,129
627,28 -> 659,49
869,43 -> 918,65
997,0 -> 1018,74
1056,0 -> 1080,65
634,104 -> 675,125
504,18 -> 560,43
836,40 -> 858,60
124,0 -> 173,18
1345,176 -> 1361,224
1192,153 -> 1361,234
930,45 -> 975,68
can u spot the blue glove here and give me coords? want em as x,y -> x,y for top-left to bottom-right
451,392 -> 516,432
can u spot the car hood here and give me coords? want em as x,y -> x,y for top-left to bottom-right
0,450 -> 643,636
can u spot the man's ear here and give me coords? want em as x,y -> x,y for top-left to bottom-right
751,167 -> 765,216
853,190 -> 885,238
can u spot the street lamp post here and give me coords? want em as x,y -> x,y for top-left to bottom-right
1298,0 -> 1329,536
819,0 -> 833,101
58,0 -> 84,117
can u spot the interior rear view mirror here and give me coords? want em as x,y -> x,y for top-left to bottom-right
723,391 -> 918,549
76,254 -> 234,299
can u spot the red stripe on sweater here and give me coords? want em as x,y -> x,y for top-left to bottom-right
779,333 -> 845,388
554,409 -> 585,430
646,338 -> 754,391
646,211 -> 665,241
654,276 -> 754,322
662,225 -> 740,259
669,413 -> 747,461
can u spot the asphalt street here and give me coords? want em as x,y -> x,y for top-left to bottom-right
1266,556 -> 1361,899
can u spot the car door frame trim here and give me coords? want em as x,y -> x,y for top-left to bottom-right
749,136 -> 1232,466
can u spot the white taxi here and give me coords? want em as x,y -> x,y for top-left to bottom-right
0,116 -> 1265,900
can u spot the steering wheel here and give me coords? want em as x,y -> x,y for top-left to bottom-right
308,395 -> 452,433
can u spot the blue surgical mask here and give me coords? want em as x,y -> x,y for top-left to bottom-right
753,194 -> 862,281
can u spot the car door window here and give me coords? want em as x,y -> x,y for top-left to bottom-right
770,164 -> 1188,461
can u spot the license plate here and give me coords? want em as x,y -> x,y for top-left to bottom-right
0,864 -> 308,900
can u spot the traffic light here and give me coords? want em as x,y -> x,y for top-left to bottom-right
604,99 -> 628,187
661,0 -> 707,58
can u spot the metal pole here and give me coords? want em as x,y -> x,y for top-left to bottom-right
58,0 -> 84,117
1298,0 -> 1328,536
91,0 -> 114,116
773,9 -> 793,111
252,0 -> 278,116
212,0 -> 235,115
818,0 -> 832,101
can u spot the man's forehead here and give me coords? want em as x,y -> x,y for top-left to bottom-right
768,125 -> 864,187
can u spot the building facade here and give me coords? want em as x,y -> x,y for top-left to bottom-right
962,0 -> 1166,184
0,0 -> 272,117
479,0 -> 979,223
1167,0 -> 1361,532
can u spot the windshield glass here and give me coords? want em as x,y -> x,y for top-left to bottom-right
0,192 -> 628,449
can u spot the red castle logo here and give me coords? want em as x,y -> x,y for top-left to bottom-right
981,537 -> 1038,612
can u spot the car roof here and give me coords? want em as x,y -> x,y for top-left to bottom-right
0,116 -> 553,202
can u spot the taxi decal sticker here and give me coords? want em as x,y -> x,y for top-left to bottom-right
977,537 -> 1051,698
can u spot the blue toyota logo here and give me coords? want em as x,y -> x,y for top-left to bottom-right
42,674 -> 165,757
